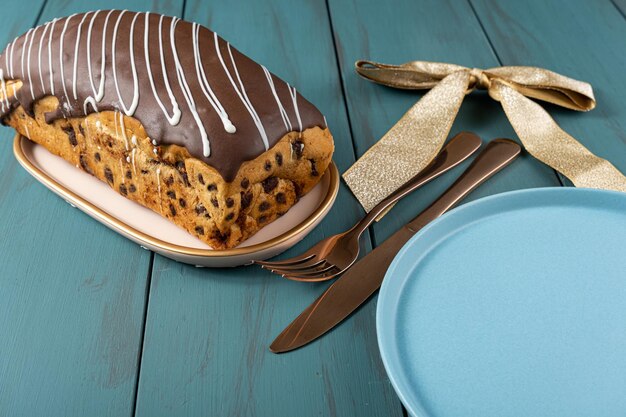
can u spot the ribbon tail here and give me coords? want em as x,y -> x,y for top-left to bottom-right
494,81 -> 626,192
343,71 -> 470,212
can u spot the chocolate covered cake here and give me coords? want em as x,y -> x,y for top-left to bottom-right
0,10 -> 334,249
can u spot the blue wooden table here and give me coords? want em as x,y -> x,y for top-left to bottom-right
1,0 -> 625,416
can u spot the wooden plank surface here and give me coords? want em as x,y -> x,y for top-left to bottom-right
134,1 -> 403,416
1,0 -> 626,416
469,0 -> 626,176
0,1 -> 178,416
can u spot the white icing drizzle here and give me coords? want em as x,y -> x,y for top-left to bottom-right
118,111 -> 129,150
37,21 -> 51,94
112,10 -> 140,116
59,14 -> 77,111
9,37 -> 17,78
192,23 -> 235,133
169,17 -> 210,156
23,122 -> 30,138
323,115 -> 327,127
288,84 -> 303,132
131,147 -> 137,174
47,19 -> 57,95
144,12 -> 181,125
20,29 -> 34,93
72,12 -> 92,100
0,70 -> 9,111
26,26 -> 39,100
155,167 -> 162,211
4,39 -> 10,78
215,34 -> 269,149
131,135 -> 137,147
85,10 -> 114,113
261,65 -> 291,131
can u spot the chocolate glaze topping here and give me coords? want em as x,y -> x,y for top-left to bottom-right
0,10 -> 326,181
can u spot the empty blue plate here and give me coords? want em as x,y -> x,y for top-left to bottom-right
377,188 -> 626,417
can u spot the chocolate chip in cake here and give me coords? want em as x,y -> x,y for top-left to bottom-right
310,159 -> 319,177
124,170 -> 131,180
107,140 -> 113,148
294,182 -> 303,198
94,152 -> 101,162
197,173 -> 205,185
207,183 -> 217,192
211,197 -> 219,208
167,190 -> 176,199
225,197 -> 234,208
264,161 -> 272,171
104,167 -> 114,184
195,204 -> 206,215
169,204 -> 177,216
241,191 -> 253,210
259,215 -> 267,224
275,152 -> 283,166
276,192 -> 286,204
225,212 -> 234,221
80,154 -> 94,175
64,126 -> 77,147
240,178 -> 249,189
79,124 -> 85,137
292,140 -> 304,159
129,184 -> 137,193
204,213 -> 211,219
262,176 -> 278,193
179,198 -> 186,208
175,161 -> 190,187
165,175 -> 174,187
119,184 -> 128,196
194,226 -> 205,235
141,169 -> 149,175
259,201 -> 270,212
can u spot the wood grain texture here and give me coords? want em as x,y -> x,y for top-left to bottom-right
134,1 -> 402,416
0,1 -> 179,416
328,0 -> 562,244
470,0 -> 626,183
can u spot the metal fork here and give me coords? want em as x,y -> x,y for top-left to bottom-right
254,131 -> 482,281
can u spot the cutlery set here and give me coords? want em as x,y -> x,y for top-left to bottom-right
256,134 -> 522,352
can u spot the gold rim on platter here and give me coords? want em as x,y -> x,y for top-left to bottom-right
13,134 -> 340,258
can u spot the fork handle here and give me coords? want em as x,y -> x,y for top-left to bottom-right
406,139 -> 521,233
351,132 -> 482,236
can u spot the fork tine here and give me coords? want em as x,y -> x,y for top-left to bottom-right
281,264 -> 342,282
263,258 -> 327,273
255,254 -> 316,267
281,263 -> 337,277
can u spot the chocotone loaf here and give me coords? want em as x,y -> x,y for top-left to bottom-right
0,10 -> 333,249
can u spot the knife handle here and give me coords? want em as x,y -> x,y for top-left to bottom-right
405,139 -> 521,233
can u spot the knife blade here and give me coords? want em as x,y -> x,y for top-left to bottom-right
271,139 -> 521,353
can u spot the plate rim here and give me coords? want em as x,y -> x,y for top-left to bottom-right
376,186 -> 626,417
13,133 -> 340,258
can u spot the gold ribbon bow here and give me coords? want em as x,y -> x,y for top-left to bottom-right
343,60 -> 626,212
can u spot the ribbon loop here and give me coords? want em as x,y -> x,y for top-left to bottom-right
344,60 -> 626,213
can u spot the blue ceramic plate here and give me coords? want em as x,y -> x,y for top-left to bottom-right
377,188 -> 626,417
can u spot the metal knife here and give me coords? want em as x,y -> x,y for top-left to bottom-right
270,139 -> 521,353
